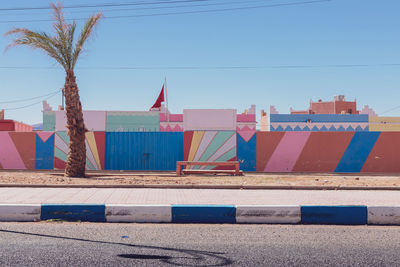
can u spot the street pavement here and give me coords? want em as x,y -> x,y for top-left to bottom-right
0,187 -> 399,205
0,222 -> 399,266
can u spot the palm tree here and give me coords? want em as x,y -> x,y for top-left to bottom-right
5,3 -> 102,177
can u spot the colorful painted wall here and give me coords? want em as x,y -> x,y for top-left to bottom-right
0,132 -> 54,170
54,131 -> 105,170
1,130 -> 400,173
255,131 -> 400,173
270,114 -> 369,132
106,111 -> 160,132
42,111 -> 56,131
183,131 -> 236,169
369,116 -> 400,132
237,132 -> 256,171
159,113 -> 183,132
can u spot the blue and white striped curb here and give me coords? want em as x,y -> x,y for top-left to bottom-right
1,204 -> 400,225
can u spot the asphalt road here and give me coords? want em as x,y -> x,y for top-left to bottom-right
0,223 -> 400,266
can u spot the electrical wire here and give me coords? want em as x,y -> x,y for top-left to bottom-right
0,0 -> 210,11
0,0 -> 331,23
2,91 -> 60,111
0,0 -> 278,17
1,63 -> 400,70
0,89 -> 61,104
379,105 -> 400,116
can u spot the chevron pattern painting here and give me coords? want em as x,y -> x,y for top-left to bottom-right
0,132 -> 54,170
183,131 -> 236,169
54,131 -> 105,170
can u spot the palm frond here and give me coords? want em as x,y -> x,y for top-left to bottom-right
5,28 -> 68,70
5,1 -> 102,72
51,2 -> 72,70
71,13 -> 102,69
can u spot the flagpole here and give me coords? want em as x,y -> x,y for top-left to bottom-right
165,77 -> 169,122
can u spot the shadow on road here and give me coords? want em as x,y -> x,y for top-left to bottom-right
0,228 -> 233,266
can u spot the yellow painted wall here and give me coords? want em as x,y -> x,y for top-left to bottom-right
369,116 -> 400,131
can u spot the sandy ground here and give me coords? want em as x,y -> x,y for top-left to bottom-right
0,170 -> 399,187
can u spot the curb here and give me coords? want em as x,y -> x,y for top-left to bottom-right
1,204 -> 400,225
0,184 -> 399,191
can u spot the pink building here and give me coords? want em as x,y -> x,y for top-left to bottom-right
290,95 -> 359,115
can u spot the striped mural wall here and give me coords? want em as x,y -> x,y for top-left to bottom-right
1,131 -> 400,173
54,131 -> 105,171
255,131 -> 400,173
0,132 -> 54,170
183,131 -> 236,169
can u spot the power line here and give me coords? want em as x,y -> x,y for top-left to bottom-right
0,0 -> 209,11
2,91 -> 60,111
0,89 -> 60,104
0,0 -> 278,17
80,63 -> 400,70
107,0 -> 332,19
1,63 -> 400,70
0,0 -> 331,23
379,105 -> 400,116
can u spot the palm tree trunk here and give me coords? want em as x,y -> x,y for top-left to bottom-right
64,70 -> 86,177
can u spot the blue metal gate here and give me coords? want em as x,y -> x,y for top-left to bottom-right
105,132 -> 183,171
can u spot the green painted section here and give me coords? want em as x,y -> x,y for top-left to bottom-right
55,131 -> 95,170
204,147 -> 237,170
54,148 -> 67,162
106,113 -> 160,132
199,131 -> 235,162
56,131 -> 70,144
215,147 -> 237,162
86,158 -> 95,170
43,112 -> 56,131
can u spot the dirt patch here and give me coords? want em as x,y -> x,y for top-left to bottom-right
0,170 -> 399,188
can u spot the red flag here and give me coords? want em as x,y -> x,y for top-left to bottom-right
150,84 -> 165,110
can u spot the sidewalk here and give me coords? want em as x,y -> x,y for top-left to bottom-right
0,187 -> 399,225
0,187 -> 399,205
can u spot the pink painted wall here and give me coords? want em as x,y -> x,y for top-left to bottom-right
55,110 -> 106,131
237,114 -> 256,122
160,113 -> 183,122
264,132 -> 311,172
183,109 -> 236,131
0,132 -> 28,169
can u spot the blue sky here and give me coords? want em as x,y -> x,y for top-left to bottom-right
0,0 -> 399,124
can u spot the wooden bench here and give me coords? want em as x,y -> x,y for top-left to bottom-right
176,161 -> 242,176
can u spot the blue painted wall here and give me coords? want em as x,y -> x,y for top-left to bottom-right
270,114 -> 369,123
335,132 -> 380,173
34,134 -> 54,170
237,133 -> 256,171
105,132 -> 183,171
